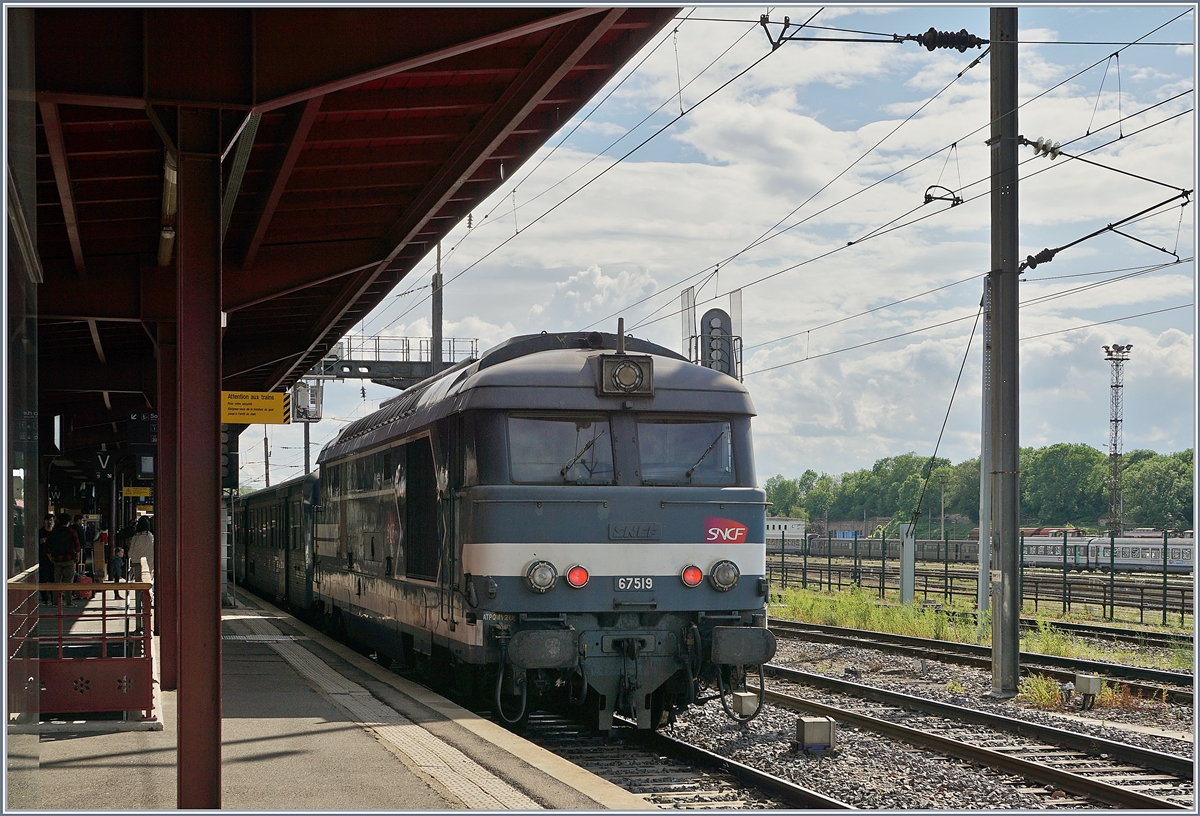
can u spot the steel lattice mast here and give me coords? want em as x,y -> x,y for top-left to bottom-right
1103,343 -> 1132,534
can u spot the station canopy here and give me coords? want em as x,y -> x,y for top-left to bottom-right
31,7 -> 678,459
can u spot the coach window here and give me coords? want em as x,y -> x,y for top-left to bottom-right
508,414 -> 614,484
637,418 -> 734,486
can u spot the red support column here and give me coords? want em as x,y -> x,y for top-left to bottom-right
156,319 -> 180,691
175,108 -> 222,809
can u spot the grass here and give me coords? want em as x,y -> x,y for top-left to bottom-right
1018,673 -> 1066,710
770,586 -> 1194,671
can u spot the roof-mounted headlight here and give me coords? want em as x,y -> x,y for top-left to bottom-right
597,354 -> 654,397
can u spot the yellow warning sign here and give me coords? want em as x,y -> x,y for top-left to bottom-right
122,486 -> 152,498
221,391 -> 291,424
136,505 -> 154,513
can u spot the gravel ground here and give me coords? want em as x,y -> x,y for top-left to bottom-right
773,638 -> 1195,758
664,698 -> 1067,809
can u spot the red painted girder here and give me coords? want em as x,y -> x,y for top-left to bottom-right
320,84 -> 502,114
306,116 -> 475,145
239,96 -> 323,269
59,154 -> 160,182
223,242 -> 378,309
274,186 -> 424,211
68,177 -> 161,205
371,12 -> 624,265
284,164 -> 433,191
223,335 -> 309,381
293,142 -> 453,170
266,207 -> 395,233
380,45 -> 540,80
60,126 -> 161,158
38,102 -> 86,275
251,8 -> 606,110
38,256 -> 174,323
39,353 -> 156,393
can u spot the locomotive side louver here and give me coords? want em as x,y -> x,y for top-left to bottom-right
596,354 -> 654,397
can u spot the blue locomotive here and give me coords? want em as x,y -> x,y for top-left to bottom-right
234,329 -> 775,730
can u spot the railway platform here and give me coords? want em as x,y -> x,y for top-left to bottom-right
20,587 -> 652,810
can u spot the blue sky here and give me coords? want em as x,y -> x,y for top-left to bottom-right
243,4 -> 1196,490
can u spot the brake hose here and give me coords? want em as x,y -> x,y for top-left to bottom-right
716,663 -> 765,724
493,640 -> 527,725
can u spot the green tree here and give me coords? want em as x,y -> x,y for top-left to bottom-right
945,457 -> 981,522
803,474 -> 837,525
1020,443 -> 1107,525
764,475 -> 802,517
1124,452 -> 1193,529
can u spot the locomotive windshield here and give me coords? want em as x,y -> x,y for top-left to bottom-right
638,418 -> 734,486
508,414 -> 615,484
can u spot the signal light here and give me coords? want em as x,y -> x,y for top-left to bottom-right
566,565 -> 589,588
681,565 -> 703,587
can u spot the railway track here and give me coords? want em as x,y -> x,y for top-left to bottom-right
770,619 -> 1194,705
764,667 -> 1194,809
521,711 -> 850,809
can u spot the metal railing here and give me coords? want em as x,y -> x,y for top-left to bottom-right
7,577 -> 155,721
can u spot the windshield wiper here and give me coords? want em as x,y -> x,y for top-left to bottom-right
560,431 -> 606,479
685,431 -> 726,482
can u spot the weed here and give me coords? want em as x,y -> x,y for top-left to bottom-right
1019,674 -> 1066,710
946,679 -> 966,694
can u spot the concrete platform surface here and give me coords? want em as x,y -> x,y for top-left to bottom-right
17,587 -> 652,810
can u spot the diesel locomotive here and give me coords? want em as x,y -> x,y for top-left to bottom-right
234,329 -> 776,730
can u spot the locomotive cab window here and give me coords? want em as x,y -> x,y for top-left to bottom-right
637,418 -> 735,486
507,414 -> 614,484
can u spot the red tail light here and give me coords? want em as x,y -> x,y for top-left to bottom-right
681,565 -> 703,587
566,565 -> 589,588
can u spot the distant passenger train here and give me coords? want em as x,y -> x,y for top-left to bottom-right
784,534 -> 1194,573
235,330 -> 776,731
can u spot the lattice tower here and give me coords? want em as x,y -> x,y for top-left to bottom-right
1103,344 -> 1131,534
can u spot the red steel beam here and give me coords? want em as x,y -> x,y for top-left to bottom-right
264,10 -> 624,390
251,8 -> 605,111
39,101 -> 87,275
39,256 -> 175,322
319,84 -> 501,115
223,246 -> 375,311
239,96 -> 323,270
175,107 -> 222,810
156,322 -> 180,691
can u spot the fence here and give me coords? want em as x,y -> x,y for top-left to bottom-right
767,536 -> 1192,625
7,576 -> 155,721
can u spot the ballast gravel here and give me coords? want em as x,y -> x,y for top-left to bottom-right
772,638 -> 1194,758
664,700 -> 1060,810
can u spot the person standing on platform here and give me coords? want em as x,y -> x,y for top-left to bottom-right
108,547 -> 126,598
127,516 -> 155,584
37,514 -> 55,605
47,512 -> 81,606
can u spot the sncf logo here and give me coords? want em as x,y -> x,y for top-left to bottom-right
705,517 -> 748,543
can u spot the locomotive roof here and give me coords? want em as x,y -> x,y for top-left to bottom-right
319,331 -> 754,464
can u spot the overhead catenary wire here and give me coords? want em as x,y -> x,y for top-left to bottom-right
613,39 -> 990,331
908,299 -> 984,527
634,100 -> 1192,335
741,256 -> 1192,377
376,14 -> 804,335
365,8 -> 774,335
598,11 -> 1193,331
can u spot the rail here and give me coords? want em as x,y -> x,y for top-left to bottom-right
7,578 -> 155,722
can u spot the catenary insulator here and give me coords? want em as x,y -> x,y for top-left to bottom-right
913,27 -> 987,52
